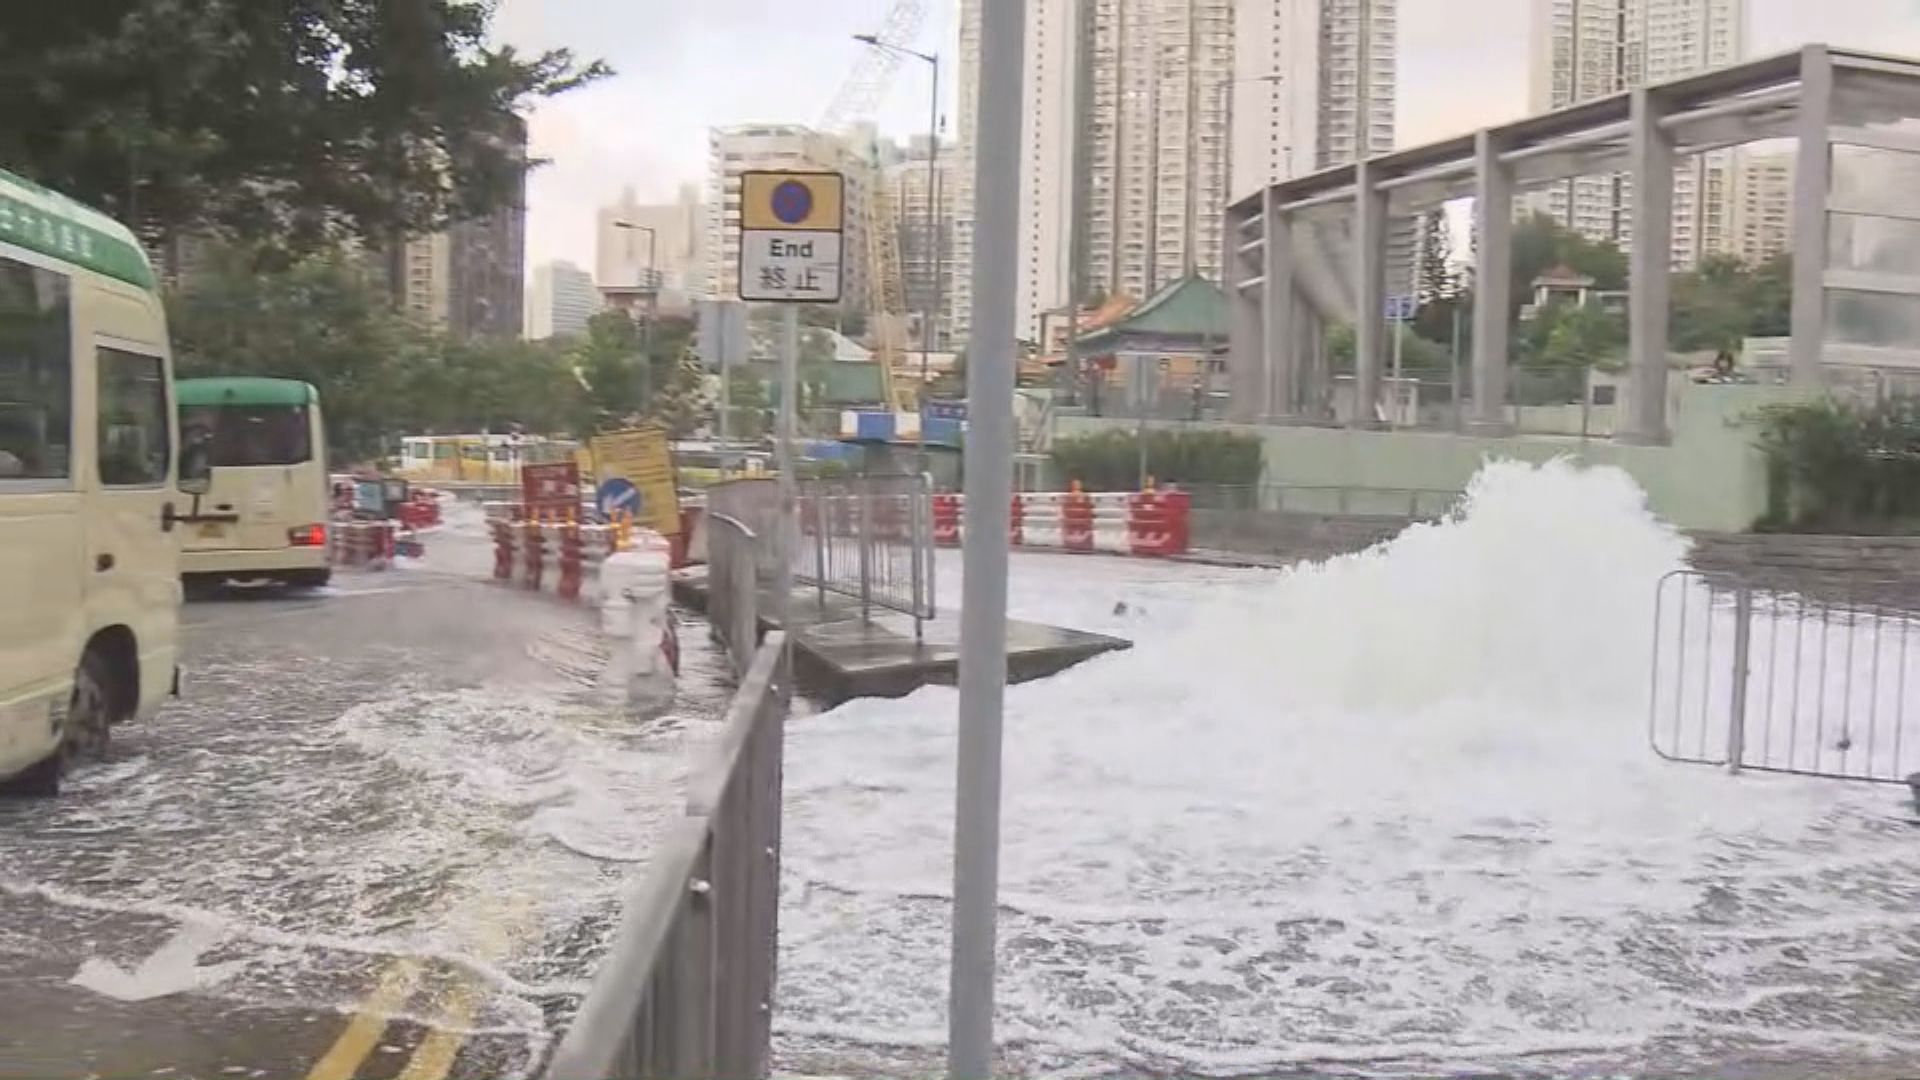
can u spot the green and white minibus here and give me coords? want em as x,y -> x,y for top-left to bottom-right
176,377 -> 331,588
0,166 -> 210,795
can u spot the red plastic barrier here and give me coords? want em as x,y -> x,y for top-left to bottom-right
930,489 -> 1191,558
557,525 -> 583,600
933,494 -> 961,544
523,520 -> 545,590
491,520 -> 514,580
1126,490 -> 1191,556
1062,490 -> 1095,552
399,491 -> 441,530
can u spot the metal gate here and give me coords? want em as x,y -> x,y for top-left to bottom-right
795,474 -> 935,628
1650,570 -> 1920,783
706,474 -> 936,635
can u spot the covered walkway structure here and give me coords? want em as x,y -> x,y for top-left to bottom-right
1226,44 -> 1920,441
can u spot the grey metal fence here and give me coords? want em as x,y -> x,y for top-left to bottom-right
705,513 -> 761,676
706,478 -> 787,588
1650,570 -> 1920,783
544,629 -> 789,1080
706,474 -> 936,634
796,474 -> 935,631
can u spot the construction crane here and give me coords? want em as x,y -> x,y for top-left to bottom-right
820,0 -> 926,415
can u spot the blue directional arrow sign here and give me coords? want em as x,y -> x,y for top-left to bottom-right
596,477 -> 642,519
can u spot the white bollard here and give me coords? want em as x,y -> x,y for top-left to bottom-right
597,532 -> 675,709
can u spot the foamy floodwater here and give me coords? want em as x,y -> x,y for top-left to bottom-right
0,572 -> 736,1071
776,460 -> 1920,1077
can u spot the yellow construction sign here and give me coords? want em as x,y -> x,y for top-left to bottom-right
590,426 -> 681,536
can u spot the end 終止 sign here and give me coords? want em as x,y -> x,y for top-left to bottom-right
738,171 -> 844,304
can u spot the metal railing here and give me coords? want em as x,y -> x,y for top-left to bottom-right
545,628 -> 789,1080
796,474 -> 936,630
706,479 -> 787,588
705,513 -> 761,676
707,474 -> 936,634
1650,570 -> 1920,784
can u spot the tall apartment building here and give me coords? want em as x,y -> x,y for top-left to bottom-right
704,124 -> 870,311
953,0 -> 1080,342
1527,0 -> 1747,267
447,203 -> 527,340
394,204 -> 525,340
958,0 -> 1253,342
393,120 -> 528,339
887,140 -> 960,348
597,184 -> 707,301
526,260 -> 603,340
1080,0 -> 1236,306
398,232 -> 452,330
951,0 -> 982,347
1731,150 -> 1793,265
1231,0 -> 1405,290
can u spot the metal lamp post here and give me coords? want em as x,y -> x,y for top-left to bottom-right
853,32 -> 940,468
611,219 -> 660,356
1205,72 -> 1283,422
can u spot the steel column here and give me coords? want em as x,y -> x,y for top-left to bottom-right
1470,130 -> 1512,431
1790,45 -> 1835,387
1622,87 -> 1674,445
1352,159 -> 1386,427
1226,202 -> 1264,423
1261,188 -> 1293,420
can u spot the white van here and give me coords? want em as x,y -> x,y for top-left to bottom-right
177,377 -> 331,588
0,167 -> 209,795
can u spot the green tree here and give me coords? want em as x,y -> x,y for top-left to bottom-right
722,370 -> 770,441
1415,209 -> 1458,304
571,311 -> 649,432
167,246 -> 419,461
1668,252 -> 1794,353
0,1 -> 608,266
1509,213 -> 1627,316
649,351 -> 714,438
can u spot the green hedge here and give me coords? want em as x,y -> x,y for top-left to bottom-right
1756,398 -> 1920,533
1049,429 -> 1262,491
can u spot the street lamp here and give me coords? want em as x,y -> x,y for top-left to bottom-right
1210,72 -> 1284,421
612,218 -> 660,363
853,32 -> 940,466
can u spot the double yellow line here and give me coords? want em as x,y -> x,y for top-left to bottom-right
306,895 -> 530,1080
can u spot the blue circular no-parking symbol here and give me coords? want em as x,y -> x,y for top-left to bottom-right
771,180 -> 813,225
597,477 -> 642,519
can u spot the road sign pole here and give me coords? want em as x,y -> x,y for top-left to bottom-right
949,0 -> 1023,1074
776,304 -> 799,635
718,304 -> 731,456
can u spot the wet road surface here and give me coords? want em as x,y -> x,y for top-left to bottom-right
1,553 -> 733,1080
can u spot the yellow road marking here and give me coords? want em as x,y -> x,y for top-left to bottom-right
396,978 -> 479,1080
306,958 -> 423,1080
396,894 -> 536,1080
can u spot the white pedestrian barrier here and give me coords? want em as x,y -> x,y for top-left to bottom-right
599,535 -> 676,710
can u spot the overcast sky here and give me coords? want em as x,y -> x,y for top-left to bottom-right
496,0 -> 1920,276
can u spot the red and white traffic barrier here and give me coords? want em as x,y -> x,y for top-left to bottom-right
329,520 -> 399,568
490,515 -> 623,601
932,488 -> 1191,558
487,515 -> 682,696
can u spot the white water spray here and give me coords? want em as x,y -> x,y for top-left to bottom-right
778,460 -> 1920,1077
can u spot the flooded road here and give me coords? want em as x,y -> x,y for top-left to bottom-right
0,543 -> 733,1080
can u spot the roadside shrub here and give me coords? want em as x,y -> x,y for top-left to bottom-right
1756,397 -> 1920,532
1049,428 -> 1262,492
